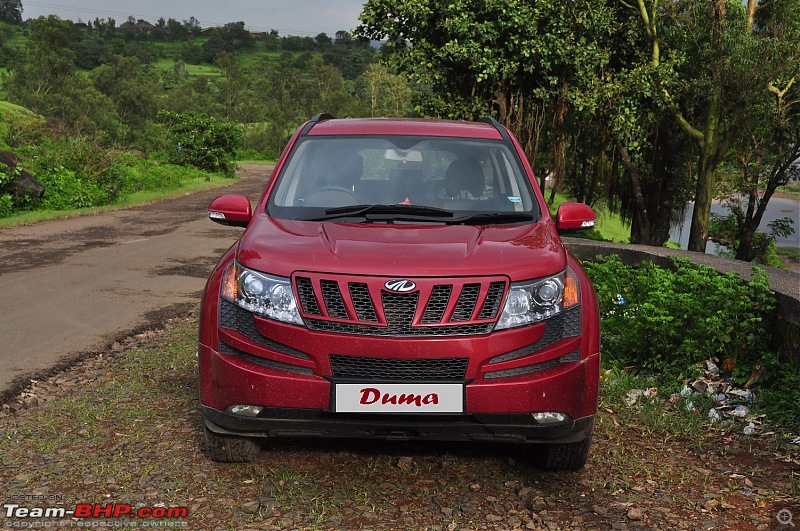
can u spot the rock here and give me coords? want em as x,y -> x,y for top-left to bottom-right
627,507 -> 644,520
396,456 -> 413,471
22,396 -> 39,409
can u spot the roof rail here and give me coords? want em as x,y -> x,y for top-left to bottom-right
300,113 -> 336,136
478,116 -> 510,141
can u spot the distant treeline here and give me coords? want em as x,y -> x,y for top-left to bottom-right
0,15 -> 410,158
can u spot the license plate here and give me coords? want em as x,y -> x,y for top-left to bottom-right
334,383 -> 464,413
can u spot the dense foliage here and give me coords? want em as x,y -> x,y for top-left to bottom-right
0,109 -> 218,216
584,254 -> 799,430
159,111 -> 241,176
357,0 -> 800,256
586,255 -> 775,377
0,15 -> 413,218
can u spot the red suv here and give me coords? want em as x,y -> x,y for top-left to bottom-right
199,115 -> 600,471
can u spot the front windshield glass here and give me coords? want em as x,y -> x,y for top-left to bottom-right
268,135 -> 540,223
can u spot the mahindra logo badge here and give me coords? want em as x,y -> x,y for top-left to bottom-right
384,279 -> 416,293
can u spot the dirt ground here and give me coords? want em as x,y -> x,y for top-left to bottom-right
0,163 -> 271,402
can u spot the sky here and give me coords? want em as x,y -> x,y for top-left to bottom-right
20,0 -> 368,37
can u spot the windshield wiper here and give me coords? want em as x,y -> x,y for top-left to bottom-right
306,204 -> 455,222
447,212 -> 535,225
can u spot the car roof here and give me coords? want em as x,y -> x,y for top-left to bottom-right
306,118 -> 505,140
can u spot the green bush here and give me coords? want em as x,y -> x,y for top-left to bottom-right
0,193 -> 12,217
36,166 -> 107,210
584,255 -> 775,380
584,254 -> 799,432
158,111 -> 241,177
99,155 -> 210,197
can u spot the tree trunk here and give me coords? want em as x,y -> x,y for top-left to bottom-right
687,0 -> 726,252
547,84 -> 569,206
616,141 -> 651,243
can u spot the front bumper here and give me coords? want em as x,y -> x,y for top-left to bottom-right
202,405 -> 595,444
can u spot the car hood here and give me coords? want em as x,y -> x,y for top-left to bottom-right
236,217 -> 568,280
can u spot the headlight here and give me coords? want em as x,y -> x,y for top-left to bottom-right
221,262 -> 303,325
495,268 -> 580,330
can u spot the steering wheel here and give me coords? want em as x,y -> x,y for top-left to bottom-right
303,186 -> 362,207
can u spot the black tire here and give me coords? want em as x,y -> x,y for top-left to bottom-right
203,424 -> 260,463
538,432 -> 593,472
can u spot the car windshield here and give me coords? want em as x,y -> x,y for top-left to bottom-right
268,135 -> 540,224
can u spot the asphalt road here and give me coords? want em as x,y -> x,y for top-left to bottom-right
0,163 -> 272,400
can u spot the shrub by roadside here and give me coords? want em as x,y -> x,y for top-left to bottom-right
584,254 -> 800,434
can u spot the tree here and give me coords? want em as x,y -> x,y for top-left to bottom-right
90,56 -> 161,134
715,0 -> 800,261
3,16 -> 77,114
315,32 -> 333,49
362,63 -> 411,117
357,0 -> 617,193
0,0 -> 22,24
623,0 -> 798,253
218,21 -> 253,50
214,51 -> 244,120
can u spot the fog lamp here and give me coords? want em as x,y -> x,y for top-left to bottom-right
532,412 -> 567,424
226,405 -> 263,417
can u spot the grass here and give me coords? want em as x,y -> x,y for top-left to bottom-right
154,57 -> 222,77
778,183 -> 800,194
0,173 -> 234,228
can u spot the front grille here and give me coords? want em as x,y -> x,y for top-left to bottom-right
296,277 -> 320,315
330,354 -> 468,381
451,284 -> 480,321
295,274 -> 508,337
478,282 -> 506,320
421,285 -> 452,323
349,282 -> 378,322
306,319 -> 494,337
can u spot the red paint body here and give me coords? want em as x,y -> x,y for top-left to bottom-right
199,117 -> 600,448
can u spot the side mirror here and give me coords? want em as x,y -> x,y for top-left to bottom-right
555,202 -> 596,234
208,194 -> 252,228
